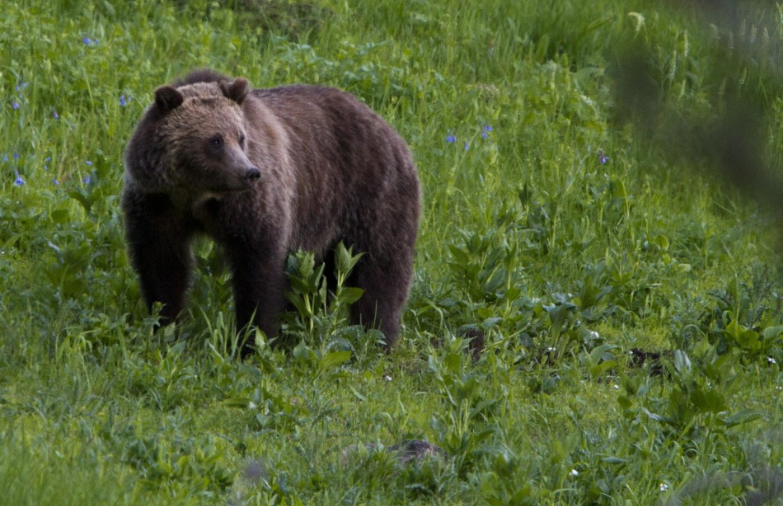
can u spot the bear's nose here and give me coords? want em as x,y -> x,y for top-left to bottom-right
244,167 -> 261,182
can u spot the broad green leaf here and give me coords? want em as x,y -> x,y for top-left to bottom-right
720,409 -> 762,428
319,351 -> 352,370
338,287 -> 364,305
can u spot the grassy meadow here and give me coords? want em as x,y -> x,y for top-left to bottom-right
2,0 -> 783,504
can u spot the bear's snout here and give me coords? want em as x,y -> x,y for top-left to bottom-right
244,167 -> 261,182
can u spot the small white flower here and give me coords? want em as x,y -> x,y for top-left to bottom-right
613,384 -> 620,390
769,357 -> 777,365
569,469 -> 579,477
589,330 -> 600,339
660,483 -> 669,492
547,347 -> 557,352
248,401 -> 257,410
384,375 -> 392,382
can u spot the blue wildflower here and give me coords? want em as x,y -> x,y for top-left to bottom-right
598,151 -> 609,164
53,179 -> 59,186
82,37 -> 92,45
86,160 -> 92,166
464,142 -> 469,151
482,132 -> 488,139
84,175 -> 91,184
45,156 -> 51,162
12,102 -> 20,110
2,155 -> 7,162
52,110 -> 59,119
13,172 -> 25,186
13,153 -> 19,160
119,95 -> 127,107
484,125 -> 492,132
446,135 -> 456,143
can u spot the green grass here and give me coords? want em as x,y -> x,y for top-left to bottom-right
2,0 -> 783,504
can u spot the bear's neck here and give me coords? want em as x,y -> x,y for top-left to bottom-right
169,188 -> 224,221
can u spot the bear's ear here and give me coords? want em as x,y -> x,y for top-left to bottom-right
221,78 -> 249,104
154,85 -> 184,114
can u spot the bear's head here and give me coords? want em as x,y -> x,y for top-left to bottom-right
152,78 -> 261,195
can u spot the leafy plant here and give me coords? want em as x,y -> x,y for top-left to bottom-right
281,241 -> 367,348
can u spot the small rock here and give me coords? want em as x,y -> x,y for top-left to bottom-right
388,439 -> 446,465
341,439 -> 446,466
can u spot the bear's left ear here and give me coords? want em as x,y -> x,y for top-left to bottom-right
221,78 -> 249,104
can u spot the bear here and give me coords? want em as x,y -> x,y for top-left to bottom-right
122,69 -> 421,356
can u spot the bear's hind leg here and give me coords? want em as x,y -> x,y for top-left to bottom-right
349,253 -> 414,348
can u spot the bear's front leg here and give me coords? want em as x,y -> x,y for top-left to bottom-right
123,192 -> 194,326
226,242 -> 288,357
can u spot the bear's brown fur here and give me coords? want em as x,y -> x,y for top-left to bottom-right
122,70 -> 420,356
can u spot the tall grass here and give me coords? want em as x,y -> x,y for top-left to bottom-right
2,0 -> 783,504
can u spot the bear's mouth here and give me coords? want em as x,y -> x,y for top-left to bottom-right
202,184 -> 256,197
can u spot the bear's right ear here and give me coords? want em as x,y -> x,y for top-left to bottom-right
221,78 -> 249,105
154,86 -> 184,114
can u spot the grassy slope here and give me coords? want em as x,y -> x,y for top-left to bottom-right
1,0 -> 783,504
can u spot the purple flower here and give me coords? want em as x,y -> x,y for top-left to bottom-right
52,110 -> 59,119
484,125 -> 492,132
82,37 -> 92,45
13,153 -> 19,160
45,156 -> 51,162
12,102 -> 20,110
482,132 -> 488,139
463,142 -> 469,150
53,179 -> 59,186
119,95 -> 127,107
13,172 -> 25,186
83,175 -> 91,184
86,160 -> 92,166
446,135 -> 456,143
1,155 -> 7,162
598,152 -> 609,164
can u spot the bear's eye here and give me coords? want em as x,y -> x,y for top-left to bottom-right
238,134 -> 246,146
209,135 -> 223,148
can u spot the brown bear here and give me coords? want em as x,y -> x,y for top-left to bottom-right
122,69 -> 420,355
